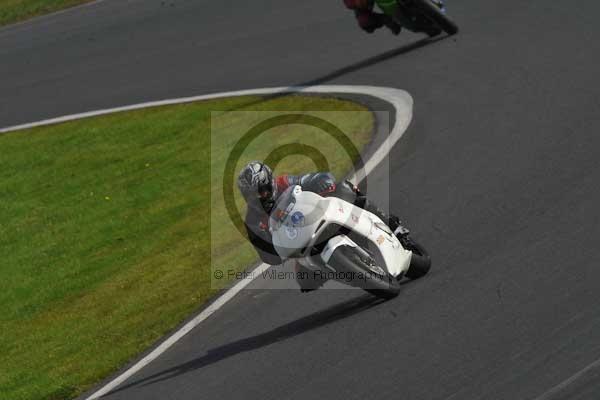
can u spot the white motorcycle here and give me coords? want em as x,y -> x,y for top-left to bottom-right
269,185 -> 431,299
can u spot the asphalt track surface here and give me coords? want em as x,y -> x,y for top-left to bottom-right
2,1 -> 600,399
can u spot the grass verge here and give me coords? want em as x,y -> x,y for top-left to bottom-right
0,94 -> 374,400
0,0 -> 95,27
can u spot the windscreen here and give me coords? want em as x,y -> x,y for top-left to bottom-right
270,186 -> 297,227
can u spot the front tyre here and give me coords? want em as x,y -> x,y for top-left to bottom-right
412,0 -> 459,35
327,245 -> 401,300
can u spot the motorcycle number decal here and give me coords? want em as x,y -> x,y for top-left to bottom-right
290,211 -> 305,226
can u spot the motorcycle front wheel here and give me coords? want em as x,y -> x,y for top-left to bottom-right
327,245 -> 401,300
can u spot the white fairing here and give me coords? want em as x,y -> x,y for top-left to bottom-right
270,186 -> 412,277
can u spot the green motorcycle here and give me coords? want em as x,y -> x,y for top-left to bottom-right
375,0 -> 459,36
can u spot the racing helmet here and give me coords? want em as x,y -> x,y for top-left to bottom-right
237,161 -> 276,211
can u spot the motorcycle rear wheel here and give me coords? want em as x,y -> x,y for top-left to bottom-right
401,236 -> 432,279
411,0 -> 459,35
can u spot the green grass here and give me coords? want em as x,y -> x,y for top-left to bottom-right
0,94 -> 374,400
0,0 -> 94,26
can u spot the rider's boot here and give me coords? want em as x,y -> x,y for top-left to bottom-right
295,262 -> 328,293
384,213 -> 411,239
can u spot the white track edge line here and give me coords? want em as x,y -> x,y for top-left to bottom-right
0,85 -> 411,134
11,85 -> 412,400
87,262 -> 272,400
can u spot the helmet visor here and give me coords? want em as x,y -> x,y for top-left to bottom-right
257,182 -> 274,200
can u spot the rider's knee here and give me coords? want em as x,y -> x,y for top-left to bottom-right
356,10 -> 384,32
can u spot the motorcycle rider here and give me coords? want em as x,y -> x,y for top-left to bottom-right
344,0 -> 401,34
237,161 -> 406,292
